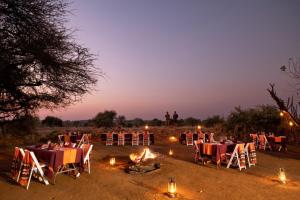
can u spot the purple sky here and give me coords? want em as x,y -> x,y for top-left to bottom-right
39,0 -> 300,120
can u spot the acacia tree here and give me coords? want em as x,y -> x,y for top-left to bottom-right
267,58 -> 300,143
0,0 -> 99,121
268,58 -> 300,127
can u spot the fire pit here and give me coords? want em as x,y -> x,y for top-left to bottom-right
126,148 -> 161,174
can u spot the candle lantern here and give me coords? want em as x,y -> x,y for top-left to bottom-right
169,136 -> 177,142
169,149 -> 173,156
109,157 -> 116,166
168,177 -> 177,198
278,168 -> 286,184
279,111 -> 284,117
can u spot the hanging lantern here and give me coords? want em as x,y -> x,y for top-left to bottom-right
167,177 -> 177,198
279,111 -> 284,117
109,157 -> 116,166
278,168 -> 286,184
169,149 -> 173,156
289,121 -> 293,127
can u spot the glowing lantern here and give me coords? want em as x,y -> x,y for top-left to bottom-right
169,149 -> 173,156
289,121 -> 293,127
169,136 -> 177,142
145,125 -> 149,130
279,112 -> 284,117
197,125 -> 201,130
278,168 -> 286,184
167,177 -> 177,198
109,157 -> 116,166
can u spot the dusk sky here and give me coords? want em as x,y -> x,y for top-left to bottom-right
39,0 -> 300,121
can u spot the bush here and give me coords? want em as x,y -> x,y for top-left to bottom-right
93,110 -> 117,128
183,117 -> 201,126
148,118 -> 163,126
226,105 -> 281,135
202,115 -> 224,128
42,116 -> 63,127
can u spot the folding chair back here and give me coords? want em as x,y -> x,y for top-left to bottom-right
194,140 -> 203,162
258,134 -> 271,150
132,132 -> 139,146
106,133 -> 113,146
18,150 -> 49,190
237,144 -> 246,170
118,133 -> 125,146
226,144 -> 246,170
197,131 -> 204,141
186,132 -> 193,146
77,133 -> 88,147
80,144 -> 93,174
209,132 -> 216,143
58,134 -> 64,143
11,147 -> 23,182
245,143 -> 256,167
143,132 -> 150,146
64,134 -> 71,143
249,133 -> 258,148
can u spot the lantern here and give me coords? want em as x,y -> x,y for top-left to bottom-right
169,149 -> 173,156
109,157 -> 116,166
278,168 -> 286,184
145,125 -> 149,130
197,125 -> 201,130
289,121 -> 293,127
279,111 -> 284,117
168,177 -> 177,198
169,136 -> 177,142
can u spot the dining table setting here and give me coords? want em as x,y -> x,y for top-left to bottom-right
26,143 -> 84,183
196,141 -> 239,167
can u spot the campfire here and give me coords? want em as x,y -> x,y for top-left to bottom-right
127,148 -> 160,174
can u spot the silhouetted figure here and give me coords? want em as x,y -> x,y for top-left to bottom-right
165,112 -> 170,126
172,111 -> 178,125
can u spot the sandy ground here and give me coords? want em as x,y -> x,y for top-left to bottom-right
0,137 -> 300,200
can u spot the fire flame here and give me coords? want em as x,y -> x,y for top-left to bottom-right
144,148 -> 156,159
129,148 -> 156,163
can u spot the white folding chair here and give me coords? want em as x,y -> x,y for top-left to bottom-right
118,133 -> 125,146
132,132 -> 139,146
80,144 -> 93,174
209,132 -> 216,143
11,147 -> 24,183
143,132 -> 150,146
249,133 -> 258,149
194,140 -> 204,163
186,133 -> 193,146
226,144 -> 246,171
77,133 -> 90,147
244,143 -> 256,167
18,149 -> 49,190
106,133 -> 113,146
258,134 -> 271,150
58,134 -> 64,143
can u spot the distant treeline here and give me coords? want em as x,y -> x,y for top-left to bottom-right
1,105 -> 290,139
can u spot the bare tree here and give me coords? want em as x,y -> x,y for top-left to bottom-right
268,58 -> 300,127
0,0 -> 101,121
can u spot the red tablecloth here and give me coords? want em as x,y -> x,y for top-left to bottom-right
26,146 -> 84,178
198,143 -> 236,164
